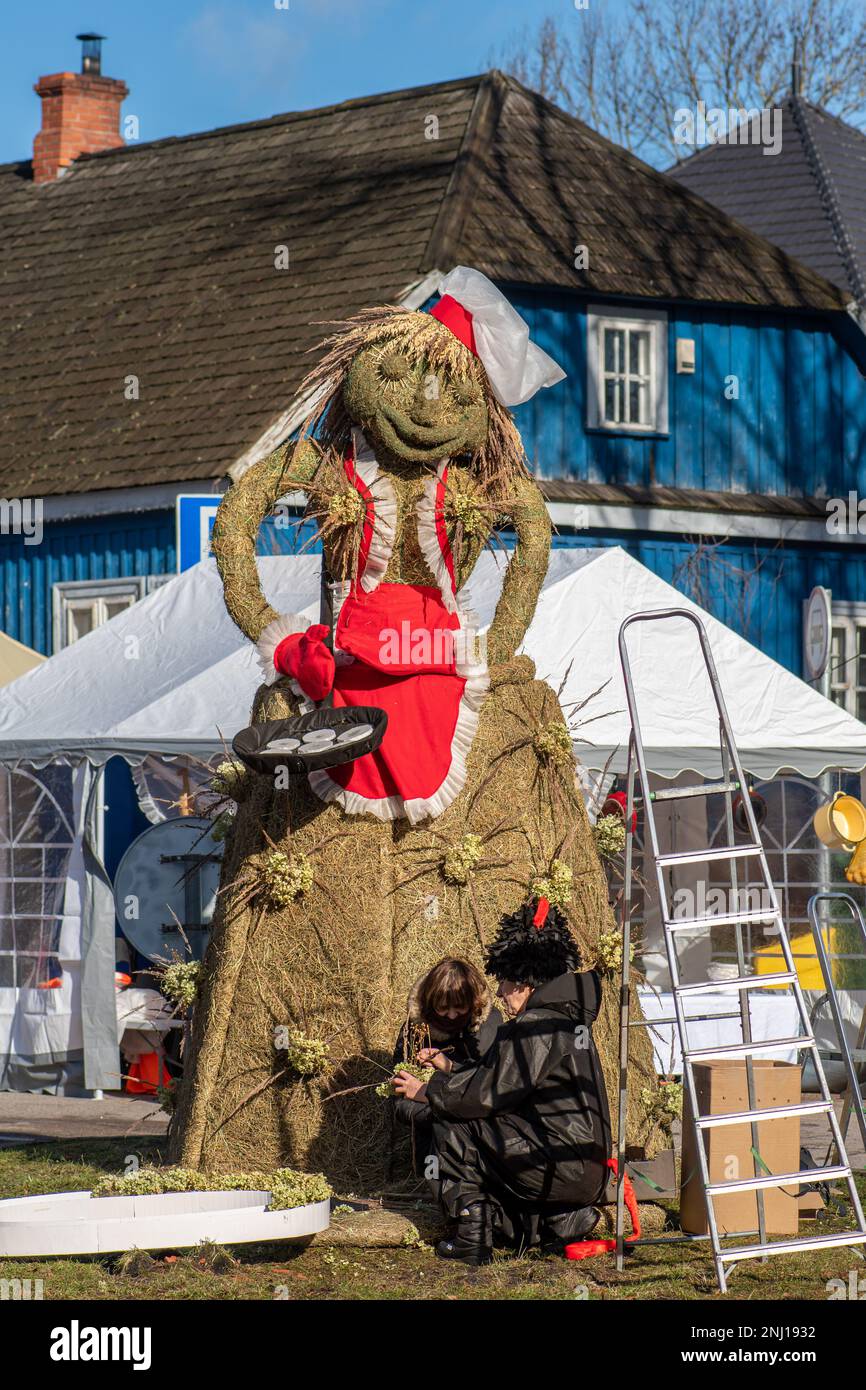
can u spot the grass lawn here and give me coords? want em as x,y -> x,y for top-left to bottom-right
1,1138 -> 864,1301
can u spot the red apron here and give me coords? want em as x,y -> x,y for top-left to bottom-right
308,432 -> 488,823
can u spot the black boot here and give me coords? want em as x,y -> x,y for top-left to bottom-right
539,1204 -> 600,1252
436,1201 -> 493,1266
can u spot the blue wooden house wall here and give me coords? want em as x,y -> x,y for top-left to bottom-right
2,288 -> 865,676
509,287 -> 866,497
1,511 -> 176,657
0,510 -> 319,657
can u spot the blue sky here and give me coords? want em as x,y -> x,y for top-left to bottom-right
1,0 -> 628,164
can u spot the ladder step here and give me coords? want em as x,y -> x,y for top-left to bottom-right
630,1012 -> 743,1026
685,1035 -> 814,1062
666,907 -> 781,931
820,1048 -> 866,1064
721,1230 -> 866,1265
657,844 -> 762,868
677,971 -> 796,995
645,781 -> 741,803
706,1165 -> 850,1196
696,1100 -> 833,1129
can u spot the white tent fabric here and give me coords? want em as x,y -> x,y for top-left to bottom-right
0,547 -> 864,779
466,547 -> 866,780
0,557 -> 321,766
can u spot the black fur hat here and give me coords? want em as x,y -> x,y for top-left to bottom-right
485,897 -> 582,986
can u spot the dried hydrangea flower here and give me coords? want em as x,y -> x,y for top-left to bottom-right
261,850 -> 314,907
594,813 -> 626,858
160,959 -> 202,1009
530,857 -> 573,907
533,721 -> 573,767
442,832 -> 483,885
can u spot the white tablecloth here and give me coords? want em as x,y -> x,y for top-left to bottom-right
637,987 -> 801,1074
115,987 -> 176,1044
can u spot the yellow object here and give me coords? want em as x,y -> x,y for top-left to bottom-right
813,793 -> 866,852
0,631 -> 43,687
754,930 -> 839,990
845,838 -> 866,885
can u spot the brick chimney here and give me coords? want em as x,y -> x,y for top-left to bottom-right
33,34 -> 127,184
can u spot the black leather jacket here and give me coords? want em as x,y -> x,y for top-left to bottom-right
425,971 -> 611,1197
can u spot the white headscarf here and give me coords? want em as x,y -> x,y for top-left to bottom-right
436,265 -> 567,407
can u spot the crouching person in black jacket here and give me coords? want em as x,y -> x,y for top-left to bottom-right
393,898 -> 612,1265
391,958 -> 502,1185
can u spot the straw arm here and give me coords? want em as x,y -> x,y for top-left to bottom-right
485,476 -> 551,666
212,439 -> 320,642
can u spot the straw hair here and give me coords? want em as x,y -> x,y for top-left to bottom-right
296,306 -> 530,504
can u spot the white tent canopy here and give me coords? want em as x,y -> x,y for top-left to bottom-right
471,547 -> 866,781
0,547 -> 864,779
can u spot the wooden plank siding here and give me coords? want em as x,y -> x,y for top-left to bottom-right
0,512 -> 176,656
2,286 -> 864,673
509,287 -> 866,498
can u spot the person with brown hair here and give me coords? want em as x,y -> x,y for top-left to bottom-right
390,958 -> 502,1154
393,900 -> 611,1264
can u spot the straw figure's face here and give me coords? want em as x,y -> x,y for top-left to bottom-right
342,318 -> 489,467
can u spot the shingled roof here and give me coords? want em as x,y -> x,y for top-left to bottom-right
0,70 -> 848,500
668,96 -> 866,308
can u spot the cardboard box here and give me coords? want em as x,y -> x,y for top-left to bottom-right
680,1059 -> 801,1235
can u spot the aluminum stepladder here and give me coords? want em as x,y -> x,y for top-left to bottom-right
614,608 -> 866,1293
807,892 -> 866,1159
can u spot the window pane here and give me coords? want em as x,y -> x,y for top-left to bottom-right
13,880 -> 45,914
629,329 -> 650,377
15,955 -> 42,989
0,955 -> 14,988
14,878 -> 66,917
829,626 -> 847,707
104,596 -> 136,622
14,919 -> 52,954
629,379 -> 650,425
67,605 -> 95,643
604,328 -> 624,373
12,848 -> 43,877
604,378 -> 622,422
0,920 -> 13,951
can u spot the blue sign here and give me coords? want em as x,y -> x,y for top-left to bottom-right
176,495 -> 221,572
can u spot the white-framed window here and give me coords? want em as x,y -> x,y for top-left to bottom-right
52,576 -> 169,650
829,602 -> 866,721
587,305 -> 668,433
0,765 -> 75,992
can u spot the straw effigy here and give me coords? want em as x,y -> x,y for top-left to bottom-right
171,307 -> 665,1188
